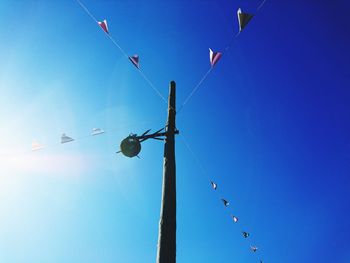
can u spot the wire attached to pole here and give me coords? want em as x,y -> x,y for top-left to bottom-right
178,0 -> 268,114
75,0 -> 168,105
179,133 -> 265,263
257,0 -> 267,11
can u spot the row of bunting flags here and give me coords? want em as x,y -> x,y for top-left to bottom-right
211,179 -> 263,261
92,6 -> 256,113
209,8 -> 254,66
31,128 -> 105,151
77,0 -> 264,113
97,8 -> 253,35
97,19 -> 141,68
96,8 -> 254,70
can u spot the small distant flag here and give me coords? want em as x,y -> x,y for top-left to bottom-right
31,140 -> 44,151
98,19 -> 109,34
209,48 -> 222,67
242,231 -> 250,238
61,133 -> 74,144
250,245 -> 258,253
92,128 -> 105,136
129,55 -> 140,69
231,215 -> 239,223
237,8 -> 254,32
221,198 -> 229,207
210,180 -> 217,190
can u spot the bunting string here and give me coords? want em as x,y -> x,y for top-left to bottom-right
257,0 -> 267,11
180,133 -> 265,262
75,0 -> 168,105
177,67 -> 213,113
0,120 -> 156,159
179,0 -> 268,113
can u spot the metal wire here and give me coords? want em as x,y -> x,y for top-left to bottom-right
75,0 -> 168,104
179,0 -> 268,114
179,133 -> 265,262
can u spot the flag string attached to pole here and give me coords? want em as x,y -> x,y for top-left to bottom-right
0,121 -> 157,160
180,133 -> 266,263
75,0 -> 168,105
178,0 -> 268,114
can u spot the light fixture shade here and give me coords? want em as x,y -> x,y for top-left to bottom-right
120,135 -> 141,157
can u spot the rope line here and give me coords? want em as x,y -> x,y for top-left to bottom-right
179,0 -> 267,114
0,121 -> 156,159
179,133 -> 210,181
138,69 -> 168,104
178,67 -> 213,113
179,133 -> 265,262
75,0 -> 167,105
178,30 -> 240,112
257,0 -> 267,11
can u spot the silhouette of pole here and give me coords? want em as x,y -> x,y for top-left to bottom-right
156,81 -> 177,263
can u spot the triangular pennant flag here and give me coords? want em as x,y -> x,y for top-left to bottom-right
231,215 -> 239,223
31,140 -> 44,151
221,198 -> 229,207
250,245 -> 258,253
92,128 -> 105,136
237,8 -> 254,32
61,133 -> 74,144
242,231 -> 250,238
209,48 -> 222,67
129,55 -> 140,69
98,19 -> 109,34
210,180 -> 217,190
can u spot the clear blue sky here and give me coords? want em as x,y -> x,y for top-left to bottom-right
0,0 -> 349,262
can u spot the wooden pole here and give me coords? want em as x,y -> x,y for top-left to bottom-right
156,81 -> 177,263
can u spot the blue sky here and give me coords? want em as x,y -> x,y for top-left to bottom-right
0,0 -> 349,262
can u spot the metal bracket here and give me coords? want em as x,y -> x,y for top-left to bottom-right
137,127 -> 179,142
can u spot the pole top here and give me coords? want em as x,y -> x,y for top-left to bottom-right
168,81 -> 176,110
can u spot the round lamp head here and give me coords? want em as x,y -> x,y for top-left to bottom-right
120,135 -> 141,158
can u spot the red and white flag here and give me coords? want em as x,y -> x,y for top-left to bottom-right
129,55 -> 140,69
209,48 -> 222,67
231,215 -> 239,223
98,19 -> 109,34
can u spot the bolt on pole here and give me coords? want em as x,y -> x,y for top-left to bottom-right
156,81 -> 177,263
